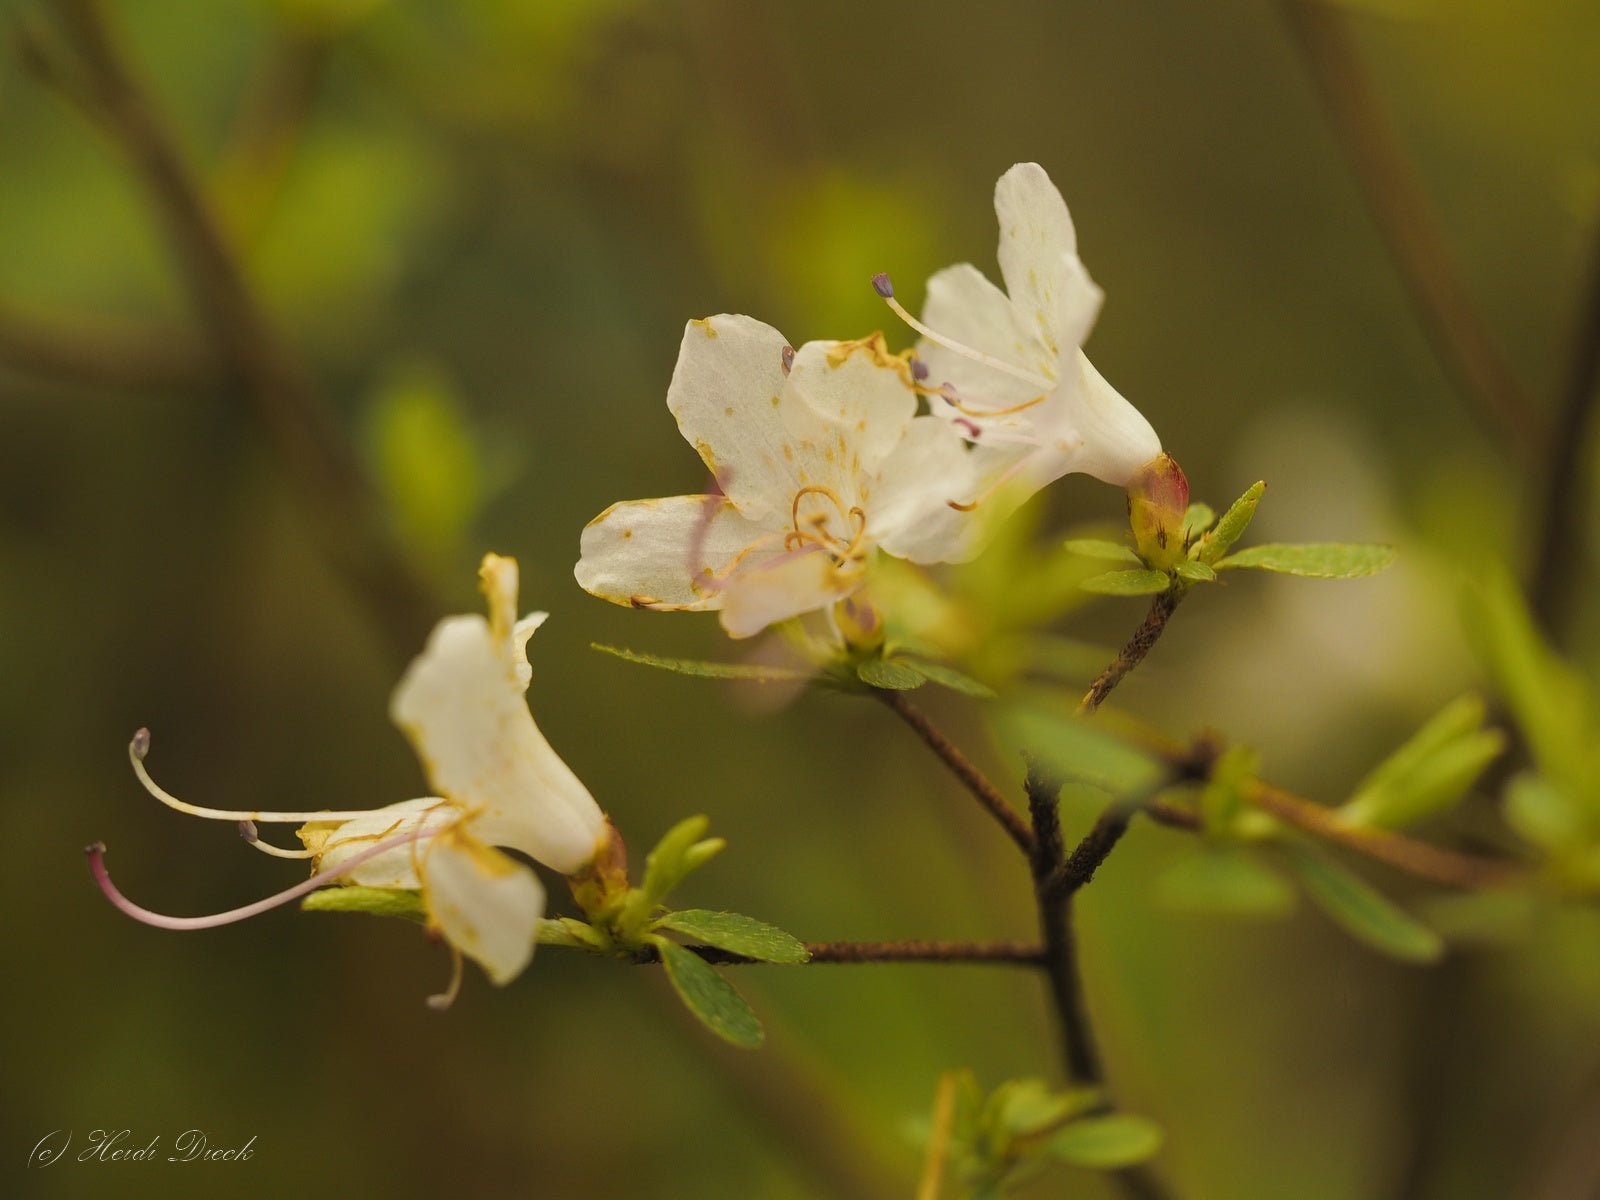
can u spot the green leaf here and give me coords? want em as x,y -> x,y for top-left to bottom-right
1198,744 -> 1260,835
654,938 -> 764,1048
537,917 -> 610,951
653,909 -> 810,964
1340,719 -> 1505,831
1171,559 -> 1216,584
1182,502 -> 1217,538
1045,1114 -> 1164,1169
1003,708 -> 1166,794
1504,772 -> 1588,852
902,659 -> 998,699
1283,845 -> 1445,963
301,886 -> 426,922
993,1080 -> 1102,1138
1155,850 -> 1297,918
1196,481 -> 1265,564
1215,542 -> 1396,579
857,658 -> 926,690
591,644 -> 814,683
1461,571 -> 1596,797
637,816 -> 722,911
1081,569 -> 1171,596
1064,538 -> 1142,565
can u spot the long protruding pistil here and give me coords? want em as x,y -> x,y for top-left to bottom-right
86,827 -> 431,931
871,272 -> 1054,390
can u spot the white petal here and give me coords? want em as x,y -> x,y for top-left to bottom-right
575,495 -> 777,611
665,314 -> 800,521
870,417 -> 1011,563
304,798 -> 459,888
719,548 -> 862,638
994,163 -> 1103,357
783,335 -> 917,477
391,611 -> 607,877
918,263 -> 1048,404
423,831 -> 545,986
1052,351 -> 1162,487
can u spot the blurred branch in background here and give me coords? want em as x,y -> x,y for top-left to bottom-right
12,0 -> 443,661
1280,0 -> 1541,461
0,300 -> 213,390
1529,218 -> 1600,640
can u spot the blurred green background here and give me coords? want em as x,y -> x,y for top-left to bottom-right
4,1 -> 1599,1197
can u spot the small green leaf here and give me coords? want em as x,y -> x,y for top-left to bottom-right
654,938 -> 764,1048
902,659 -> 998,699
858,658 -> 926,690
1340,721 -> 1505,830
1215,542 -> 1396,579
638,816 -> 716,910
301,886 -> 426,922
1155,850 -> 1297,918
1283,845 -> 1445,963
1003,708 -> 1166,794
1504,772 -> 1587,852
1182,503 -> 1217,538
993,1080 -> 1102,1139
1064,538 -> 1142,565
1198,744 -> 1260,835
1045,1114 -> 1164,1169
1196,481 -> 1265,564
653,909 -> 810,964
1171,559 -> 1216,584
538,917 -> 610,950
591,644 -> 814,683
1081,569 -> 1171,596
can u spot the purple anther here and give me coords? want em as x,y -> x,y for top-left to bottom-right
911,358 -> 929,382
870,272 -> 895,298
238,820 -> 260,843
131,727 -> 151,760
781,345 -> 795,374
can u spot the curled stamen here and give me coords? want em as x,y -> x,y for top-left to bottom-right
878,295 -> 1054,391
86,826 -> 432,932
790,484 -> 852,538
427,945 -> 465,1011
130,729 -> 391,824
238,819 -> 315,860
923,382 -> 1048,418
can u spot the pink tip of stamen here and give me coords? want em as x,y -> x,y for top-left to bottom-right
871,272 -> 894,299
238,820 -> 259,842
87,827 -> 431,932
131,728 -> 151,760
953,417 -> 982,439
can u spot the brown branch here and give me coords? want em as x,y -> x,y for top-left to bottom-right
1048,807 -> 1136,900
1079,589 -> 1183,714
1280,0 -> 1538,458
0,301 -> 214,390
1243,780 -> 1522,890
45,0 -> 443,662
875,688 -> 1035,856
1529,215 -> 1600,639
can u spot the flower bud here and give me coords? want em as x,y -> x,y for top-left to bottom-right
1127,453 -> 1190,571
567,819 -> 630,918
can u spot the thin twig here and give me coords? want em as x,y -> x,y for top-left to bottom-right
1079,589 -> 1183,714
1280,0 -> 1538,458
875,688 -> 1035,856
1048,807 -> 1136,900
46,0 -> 443,662
1529,216 -> 1600,639
0,301 -> 214,389
1243,780 -> 1522,890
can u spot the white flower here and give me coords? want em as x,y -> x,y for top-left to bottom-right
575,317 -> 996,638
99,554 -> 609,994
877,162 -> 1160,490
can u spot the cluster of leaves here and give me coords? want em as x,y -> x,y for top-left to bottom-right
916,1072 -> 1162,1199
1465,571 -> 1600,894
305,816 -> 808,1047
1068,480 -> 1396,596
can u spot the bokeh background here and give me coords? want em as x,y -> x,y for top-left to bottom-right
4,1 -> 1599,1197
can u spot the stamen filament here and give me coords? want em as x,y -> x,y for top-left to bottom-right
238,819 -> 315,860
948,446 -> 1046,512
922,382 -> 1048,418
86,827 -> 432,932
426,945 -> 465,1011
880,295 -> 1054,391
130,729 -> 395,824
